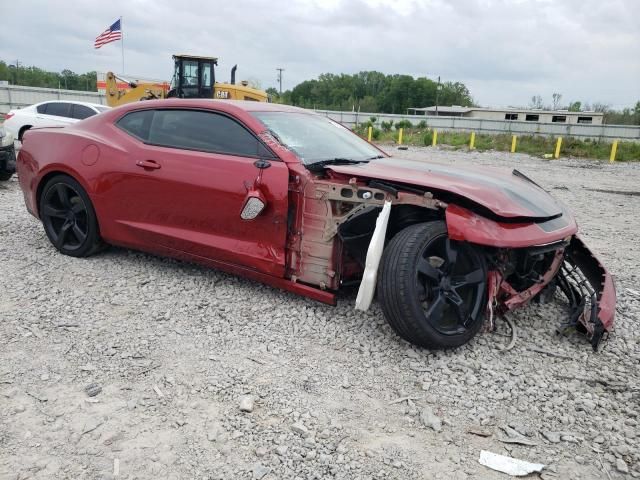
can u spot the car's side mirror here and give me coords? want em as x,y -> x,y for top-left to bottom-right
240,188 -> 267,220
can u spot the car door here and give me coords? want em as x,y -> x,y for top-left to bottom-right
101,108 -> 290,277
36,102 -> 76,127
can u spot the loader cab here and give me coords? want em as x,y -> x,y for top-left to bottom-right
167,55 -> 216,99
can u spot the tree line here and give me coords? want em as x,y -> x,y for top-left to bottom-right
267,71 -> 473,114
0,61 -> 97,91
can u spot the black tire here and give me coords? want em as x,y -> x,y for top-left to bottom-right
0,171 -> 12,181
39,174 -> 104,257
377,221 -> 487,349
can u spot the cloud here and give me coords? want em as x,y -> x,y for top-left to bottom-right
1,0 -> 638,108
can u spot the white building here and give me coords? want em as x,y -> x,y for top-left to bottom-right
407,106 -> 604,125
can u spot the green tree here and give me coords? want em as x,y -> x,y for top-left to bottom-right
0,60 -> 97,91
265,87 -> 279,102
287,71 -> 472,113
568,101 -> 582,112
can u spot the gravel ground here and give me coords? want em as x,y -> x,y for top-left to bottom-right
1,147 -> 639,480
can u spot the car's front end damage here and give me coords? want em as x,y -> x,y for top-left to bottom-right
443,201 -> 615,350
557,236 -> 615,349
461,221 -> 612,352
285,156 -> 616,351
251,110 -> 615,351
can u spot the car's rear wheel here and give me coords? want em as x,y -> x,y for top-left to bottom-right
377,221 -> 487,349
39,175 -> 104,257
18,126 -> 31,142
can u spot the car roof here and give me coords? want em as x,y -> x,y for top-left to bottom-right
216,100 -> 310,113
36,100 -> 110,110
112,99 -> 311,115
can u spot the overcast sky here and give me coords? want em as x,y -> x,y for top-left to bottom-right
1,0 -> 639,108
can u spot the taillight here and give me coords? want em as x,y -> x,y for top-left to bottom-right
3,113 -> 14,121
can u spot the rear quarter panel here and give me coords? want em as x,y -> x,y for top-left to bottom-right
17,128 -> 98,217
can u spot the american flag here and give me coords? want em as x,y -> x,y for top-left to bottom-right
94,19 -> 122,49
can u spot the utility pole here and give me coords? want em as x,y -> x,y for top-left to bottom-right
14,59 -> 21,85
276,68 -> 284,95
435,75 -> 441,116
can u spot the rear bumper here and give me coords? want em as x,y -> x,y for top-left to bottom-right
0,144 -> 16,178
15,149 -> 39,217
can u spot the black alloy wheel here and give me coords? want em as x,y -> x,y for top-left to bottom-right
39,175 -> 104,257
415,232 -> 486,336
378,221 -> 487,349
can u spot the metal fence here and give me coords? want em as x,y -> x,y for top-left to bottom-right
315,110 -> 640,142
0,84 -> 106,113
2,84 -> 638,142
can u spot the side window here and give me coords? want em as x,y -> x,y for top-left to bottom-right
201,63 -> 212,88
116,110 -> 155,141
183,61 -> 198,85
180,60 -> 199,97
36,104 -> 48,114
148,109 -> 267,157
45,102 -> 72,118
72,104 -> 97,120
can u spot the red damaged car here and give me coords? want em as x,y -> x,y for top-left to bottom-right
16,100 -> 615,350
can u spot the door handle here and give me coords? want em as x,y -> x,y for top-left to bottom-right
136,159 -> 161,170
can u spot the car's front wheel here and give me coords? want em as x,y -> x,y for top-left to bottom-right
39,174 -> 104,257
377,221 -> 487,349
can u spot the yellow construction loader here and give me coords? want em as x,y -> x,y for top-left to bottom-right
105,54 -> 268,107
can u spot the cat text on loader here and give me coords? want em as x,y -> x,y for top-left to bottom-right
105,54 -> 268,107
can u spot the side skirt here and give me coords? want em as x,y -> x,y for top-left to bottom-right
109,240 -> 337,306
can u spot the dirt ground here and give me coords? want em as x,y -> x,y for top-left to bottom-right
1,147 -> 639,480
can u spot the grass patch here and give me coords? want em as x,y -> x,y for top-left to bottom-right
353,125 -> 640,161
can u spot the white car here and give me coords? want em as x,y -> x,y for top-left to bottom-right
3,101 -> 110,142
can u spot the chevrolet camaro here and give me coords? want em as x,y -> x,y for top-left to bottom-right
16,100 -> 615,350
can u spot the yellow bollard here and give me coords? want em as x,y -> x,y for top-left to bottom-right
511,135 -> 517,153
367,126 -> 372,142
609,140 -> 618,163
554,137 -> 562,159
432,129 -> 438,147
469,132 -> 476,150
398,128 -> 403,145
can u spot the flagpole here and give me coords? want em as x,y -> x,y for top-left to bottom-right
120,16 -> 124,74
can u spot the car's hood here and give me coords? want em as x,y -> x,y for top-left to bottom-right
327,157 -> 563,220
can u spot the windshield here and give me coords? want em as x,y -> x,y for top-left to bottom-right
252,112 -> 383,164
